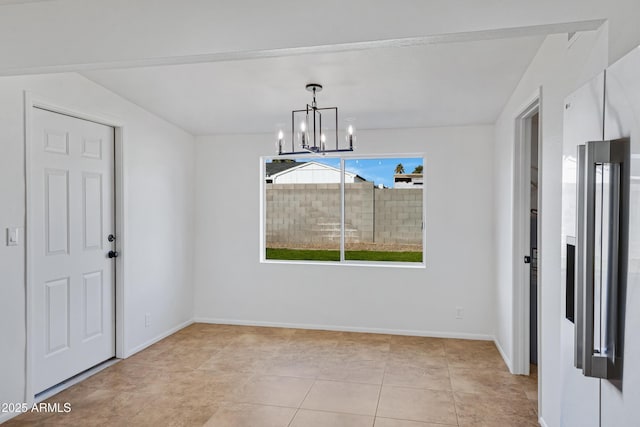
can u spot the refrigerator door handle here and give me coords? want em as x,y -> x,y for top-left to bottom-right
583,140 -> 598,377
582,138 -> 628,379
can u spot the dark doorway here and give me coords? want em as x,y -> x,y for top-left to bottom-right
529,112 -> 539,366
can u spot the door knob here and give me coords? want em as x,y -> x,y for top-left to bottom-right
107,234 -> 116,242
108,250 -> 119,258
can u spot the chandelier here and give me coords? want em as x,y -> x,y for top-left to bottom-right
277,83 -> 355,155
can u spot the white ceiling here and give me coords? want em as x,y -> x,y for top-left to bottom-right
0,0 -> 606,75
82,35 -> 544,135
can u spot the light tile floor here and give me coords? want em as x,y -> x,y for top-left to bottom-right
5,324 -> 539,426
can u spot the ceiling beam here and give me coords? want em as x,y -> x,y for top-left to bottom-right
0,20 -> 604,76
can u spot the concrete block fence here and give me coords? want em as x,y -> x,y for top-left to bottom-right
265,183 -> 422,249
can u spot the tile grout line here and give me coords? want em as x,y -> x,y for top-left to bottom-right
375,414 -> 460,426
287,377 -> 317,427
444,343 -> 462,427
286,407 -> 298,427
372,353 -> 389,426
287,406 -> 378,419
17,325 -> 533,426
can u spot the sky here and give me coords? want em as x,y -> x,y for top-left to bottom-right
269,157 -> 423,188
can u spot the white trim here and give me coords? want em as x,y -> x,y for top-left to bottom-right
23,91 -> 34,405
259,157 -> 266,263
123,319 -> 194,358
113,126 -> 126,359
536,88 -> 545,419
538,416 -> 549,427
512,88 -> 544,420
26,96 -> 125,128
193,318 -> 494,341
512,89 -> 541,376
340,157 -> 345,262
260,153 -> 426,268
261,259 -> 425,269
1,20 -> 604,76
23,92 -> 127,403
494,336 -> 514,373
423,153 -> 428,267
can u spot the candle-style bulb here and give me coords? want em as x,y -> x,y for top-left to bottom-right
277,129 -> 284,154
347,124 -> 355,149
300,121 -> 307,147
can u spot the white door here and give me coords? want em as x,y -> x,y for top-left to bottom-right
601,44 -> 640,427
560,74 -> 604,427
31,107 -> 116,394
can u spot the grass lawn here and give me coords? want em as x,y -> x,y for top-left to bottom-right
266,248 -> 422,263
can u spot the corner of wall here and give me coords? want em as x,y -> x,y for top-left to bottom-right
124,319 -> 194,358
493,336 -> 514,373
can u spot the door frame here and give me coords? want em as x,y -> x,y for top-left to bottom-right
512,89 -> 542,379
23,92 -> 127,403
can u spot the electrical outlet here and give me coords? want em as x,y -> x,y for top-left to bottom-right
145,313 -> 151,328
456,307 -> 464,319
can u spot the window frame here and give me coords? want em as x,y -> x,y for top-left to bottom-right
260,153 -> 426,268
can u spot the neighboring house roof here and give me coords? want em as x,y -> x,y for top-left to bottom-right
393,173 -> 423,188
265,161 -> 305,177
266,161 -> 367,182
394,173 -> 423,180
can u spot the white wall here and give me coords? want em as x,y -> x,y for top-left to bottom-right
0,73 -> 195,417
492,26 -> 610,427
194,126 -> 495,339
606,0 -> 640,64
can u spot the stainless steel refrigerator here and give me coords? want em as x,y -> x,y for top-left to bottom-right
561,46 -> 640,426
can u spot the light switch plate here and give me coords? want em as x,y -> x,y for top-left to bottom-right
6,227 -> 19,246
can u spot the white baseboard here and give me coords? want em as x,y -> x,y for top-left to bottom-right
539,416 -> 548,427
493,336 -> 514,373
193,317 -> 494,341
123,318 -> 194,358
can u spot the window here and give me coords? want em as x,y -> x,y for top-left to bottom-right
262,155 -> 424,265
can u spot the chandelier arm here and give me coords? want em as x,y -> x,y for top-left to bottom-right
280,84 -> 353,156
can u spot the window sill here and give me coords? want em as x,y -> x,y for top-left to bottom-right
260,259 -> 426,269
